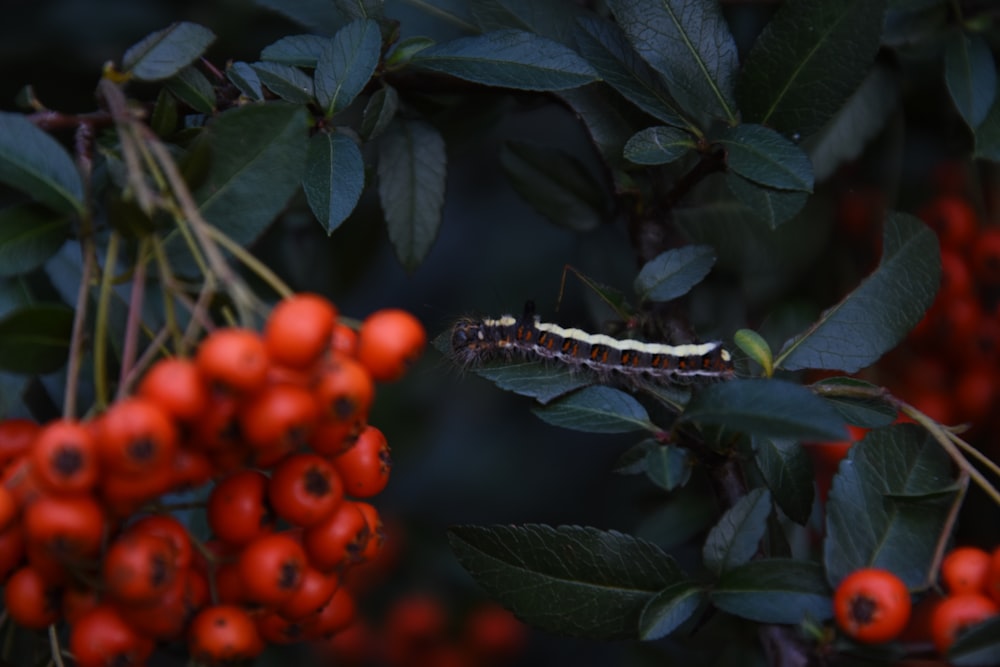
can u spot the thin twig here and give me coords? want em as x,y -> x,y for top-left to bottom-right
893,398 -> 1000,506
947,431 -> 1000,480
64,241 -> 96,419
203,225 -> 294,300
48,625 -> 66,667
117,326 -> 171,396
117,238 -> 148,400
93,232 -> 121,410
144,135 -> 258,326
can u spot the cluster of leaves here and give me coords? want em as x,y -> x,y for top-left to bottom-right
449,214 -> 989,657
2,0 -> 1000,664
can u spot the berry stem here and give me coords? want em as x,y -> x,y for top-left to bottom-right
93,231 -> 121,411
150,233 -> 185,354
946,430 -> 1000,481
202,224 -> 294,300
117,326 -> 170,397
64,238 -> 96,419
48,624 -> 66,667
117,238 -> 149,400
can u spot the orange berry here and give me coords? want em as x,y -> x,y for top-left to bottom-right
930,593 -> 998,654
333,425 -> 391,498
97,397 -> 178,475
196,327 -> 270,394
331,322 -> 359,357
833,568 -> 912,644
918,195 -> 978,251
314,355 -> 375,427
137,357 -> 209,422
268,453 -> 343,528
69,604 -> 154,667
188,605 -> 264,664
985,547 -> 1000,605
265,293 -> 338,369
236,532 -> 307,606
29,419 -> 99,495
941,547 -> 992,596
356,308 -> 426,382
4,565 -> 60,629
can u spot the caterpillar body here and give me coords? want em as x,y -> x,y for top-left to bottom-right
449,304 -> 734,385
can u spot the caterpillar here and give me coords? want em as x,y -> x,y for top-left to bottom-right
449,303 -> 734,385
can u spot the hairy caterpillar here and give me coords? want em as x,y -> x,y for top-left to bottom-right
449,303 -> 733,385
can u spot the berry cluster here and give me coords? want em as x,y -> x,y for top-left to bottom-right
833,546 -> 1000,655
320,592 -> 528,667
0,294 -> 426,666
926,545 -> 1000,653
891,193 -> 1000,429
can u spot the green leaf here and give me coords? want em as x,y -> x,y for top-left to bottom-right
725,173 -> 809,229
643,444 -> 693,491
251,62 -> 315,103
736,0 -> 888,138
226,62 -> 264,100
810,377 -> 897,427
607,0 -> 739,123
623,126 -> 695,165
0,204 -> 69,277
573,17 -> 688,129
717,125 -> 814,192
165,66 -> 216,114
702,488 -> 771,576
562,268 -> 635,324
557,87 -> 641,184
303,132 -> 365,235
122,22 -> 216,81
0,112 -> 84,215
681,378 -> 847,442
150,89 -> 179,138
448,524 -> 685,640
166,104 -> 308,273
377,118 -> 446,270
411,30 -> 598,91
0,304 -> 74,374
804,63 -> 901,181
639,583 -> 707,640
634,245 -> 715,302
532,386 -> 655,434
360,85 -> 399,140
477,361 -> 592,404
636,483 -> 719,552
260,34 -> 328,67
949,615 -> 1000,666
776,212 -> 940,372
944,31 -> 997,129
674,199 -> 831,303
500,141 -> 607,233
315,19 -> 382,116
754,437 -> 815,525
733,329 -> 773,377
712,558 -> 833,624
824,423 -> 958,589
614,439 -> 658,475
974,96 -> 1000,161
385,37 -> 436,69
